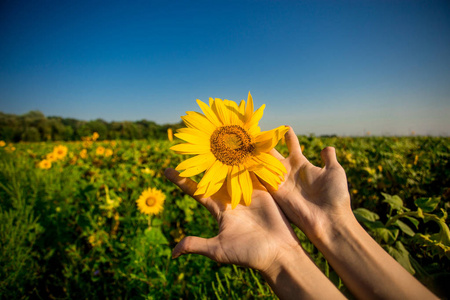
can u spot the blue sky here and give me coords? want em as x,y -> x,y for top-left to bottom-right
1,0 -> 449,135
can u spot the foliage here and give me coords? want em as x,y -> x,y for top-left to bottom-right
0,111 -> 183,142
0,134 -> 449,299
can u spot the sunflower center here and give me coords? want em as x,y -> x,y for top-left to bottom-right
210,125 -> 254,166
146,197 -> 156,207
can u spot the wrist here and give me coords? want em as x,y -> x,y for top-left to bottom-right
260,243 -> 345,300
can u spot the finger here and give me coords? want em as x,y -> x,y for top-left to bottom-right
164,168 -> 219,214
165,167 -> 198,195
269,148 -> 284,160
172,236 -> 216,260
320,147 -> 339,168
285,126 -> 302,156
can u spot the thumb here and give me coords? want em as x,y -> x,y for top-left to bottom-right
172,236 -> 216,260
320,147 -> 339,169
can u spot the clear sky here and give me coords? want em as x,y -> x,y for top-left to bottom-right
1,0 -> 449,136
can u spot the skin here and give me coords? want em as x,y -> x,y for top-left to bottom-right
268,126 -> 437,300
165,168 -> 345,299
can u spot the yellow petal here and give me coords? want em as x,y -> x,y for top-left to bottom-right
195,160 -> 228,198
252,166 -> 281,190
196,99 -> 222,127
182,112 -> 216,134
244,92 -> 254,123
254,152 -> 287,176
170,143 -> 210,155
227,165 -> 241,209
246,104 -> 265,130
244,157 -> 264,172
239,100 -> 246,116
224,99 -> 243,126
176,127 -> 210,140
248,125 -> 261,136
238,165 -> 252,206
176,153 -> 215,177
254,125 -> 289,153
174,132 -> 210,145
213,98 -> 230,125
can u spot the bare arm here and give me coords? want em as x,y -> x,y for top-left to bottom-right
267,127 -> 437,300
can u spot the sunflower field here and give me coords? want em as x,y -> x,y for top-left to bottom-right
0,133 -> 449,299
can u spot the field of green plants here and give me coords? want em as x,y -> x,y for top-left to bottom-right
1,134 -> 449,299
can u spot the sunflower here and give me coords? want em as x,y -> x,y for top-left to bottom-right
46,152 -> 57,162
92,132 -> 100,141
171,92 -> 288,209
136,188 -> 166,215
96,146 -> 105,156
105,148 -> 113,157
167,128 -> 173,142
80,149 -> 88,159
53,145 -> 68,160
38,159 -> 52,169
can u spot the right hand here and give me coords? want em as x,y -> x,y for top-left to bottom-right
267,126 -> 353,242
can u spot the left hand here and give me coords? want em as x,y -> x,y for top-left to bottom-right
164,168 -> 302,273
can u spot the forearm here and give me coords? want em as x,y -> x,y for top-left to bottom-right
313,214 -> 437,300
261,244 -> 346,300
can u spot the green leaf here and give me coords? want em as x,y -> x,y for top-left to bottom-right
395,220 -> 415,237
363,220 -> 385,231
404,216 -> 420,229
353,208 -> 380,222
386,241 -> 415,275
373,227 -> 399,244
144,227 -> 168,245
414,197 -> 440,213
382,193 -> 408,212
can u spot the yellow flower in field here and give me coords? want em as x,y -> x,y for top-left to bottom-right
46,152 -> 57,162
105,148 -> 113,157
141,167 -> 156,176
167,128 -> 173,142
171,92 -> 288,209
53,145 -> 68,160
136,188 -> 165,215
96,146 -> 105,156
92,132 -> 100,141
38,159 -> 52,169
0,140 -> 5,147
80,149 -> 88,159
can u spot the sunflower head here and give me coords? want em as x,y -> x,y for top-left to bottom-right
38,159 -> 52,169
96,146 -> 105,156
136,188 -> 166,215
46,152 -> 57,162
53,145 -> 68,160
167,128 -> 173,142
92,132 -> 100,141
171,92 -> 288,209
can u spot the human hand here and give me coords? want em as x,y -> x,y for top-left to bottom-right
164,167 -> 302,272
268,127 -> 353,243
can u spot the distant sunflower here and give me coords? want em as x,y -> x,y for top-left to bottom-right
80,149 -> 88,159
46,152 -> 57,162
167,128 -> 173,142
136,188 -> 165,215
53,145 -> 68,160
96,146 -> 105,156
38,159 -> 52,169
171,92 -> 288,209
105,148 -> 113,157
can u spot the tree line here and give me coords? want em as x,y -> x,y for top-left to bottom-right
0,111 -> 183,142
